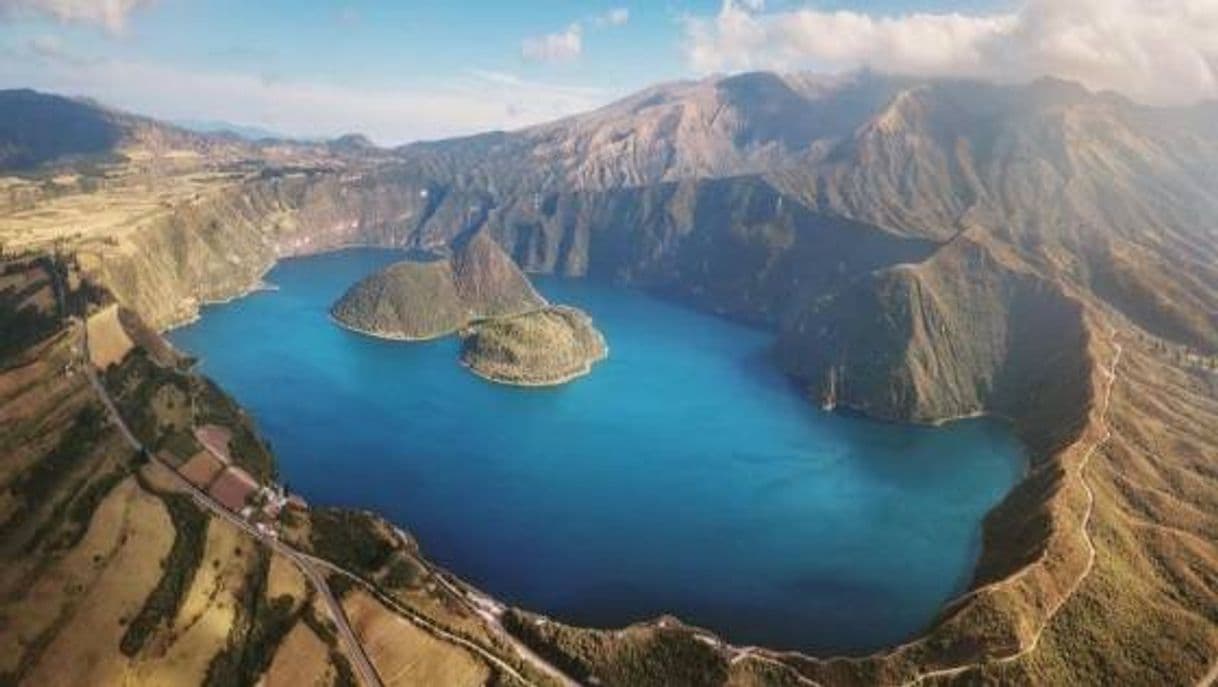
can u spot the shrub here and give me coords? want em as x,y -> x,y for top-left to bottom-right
120,494 -> 208,656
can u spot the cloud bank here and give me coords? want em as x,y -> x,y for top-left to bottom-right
522,23 -> 583,62
596,8 -> 629,28
5,46 -> 610,144
684,0 -> 1218,105
0,0 -> 152,32
522,7 -> 631,63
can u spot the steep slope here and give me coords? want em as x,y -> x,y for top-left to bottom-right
2,73 -> 1217,685
0,254 -> 565,687
331,229 -> 544,340
776,232 -> 1091,451
460,305 -> 607,386
0,89 -> 248,171
399,71 -> 907,192
383,73 -> 1218,684
776,78 -> 1218,348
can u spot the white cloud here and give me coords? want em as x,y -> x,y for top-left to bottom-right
522,8 -> 631,63
27,33 -> 65,57
683,0 -> 1218,106
466,68 -> 607,98
0,0 -> 153,32
0,57 -> 612,144
596,7 -> 629,27
521,22 -> 583,62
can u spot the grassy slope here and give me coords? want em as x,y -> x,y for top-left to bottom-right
460,305 -> 606,385
0,256 -> 559,687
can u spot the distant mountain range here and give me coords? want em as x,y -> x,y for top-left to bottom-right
172,118 -> 292,142
0,72 -> 1216,684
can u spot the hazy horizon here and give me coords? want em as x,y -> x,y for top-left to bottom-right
0,0 -> 1213,144
2,0 -> 1215,145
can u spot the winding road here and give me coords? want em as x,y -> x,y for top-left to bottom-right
78,316 -> 582,686
403,551 -> 581,687
78,292 -> 1160,686
78,319 -> 387,686
899,337 -> 1123,686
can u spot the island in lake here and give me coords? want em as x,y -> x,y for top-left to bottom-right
331,230 -> 606,385
330,230 -> 545,340
460,305 -> 608,386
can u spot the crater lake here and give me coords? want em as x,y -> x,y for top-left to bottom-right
168,248 -> 1026,653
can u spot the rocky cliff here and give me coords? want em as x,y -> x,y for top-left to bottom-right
0,255 -> 545,687
6,74 -> 1217,683
77,170 -> 433,330
64,73 -> 1217,451
775,232 -> 1091,453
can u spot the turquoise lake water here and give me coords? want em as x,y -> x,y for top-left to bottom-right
167,249 -> 1026,653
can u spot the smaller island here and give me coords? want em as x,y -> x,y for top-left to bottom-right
332,229 -> 607,386
459,306 -> 607,386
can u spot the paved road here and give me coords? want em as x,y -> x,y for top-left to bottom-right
78,321 -> 386,687
398,536 -> 581,687
899,338 -> 1124,686
78,303 -> 1139,687
308,555 -> 559,687
728,646 -> 823,686
80,316 -> 579,687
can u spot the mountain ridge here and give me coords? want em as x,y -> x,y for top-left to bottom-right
1,70 -> 1216,685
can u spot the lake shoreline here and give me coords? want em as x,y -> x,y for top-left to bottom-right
168,249 -> 1028,653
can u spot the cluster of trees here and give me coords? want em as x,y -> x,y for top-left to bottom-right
1139,332 -> 1217,370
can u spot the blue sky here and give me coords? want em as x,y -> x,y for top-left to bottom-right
0,1 -> 1213,144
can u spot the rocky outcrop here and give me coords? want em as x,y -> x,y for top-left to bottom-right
330,230 -> 543,340
7,73 -> 1218,684
775,232 -> 1091,455
459,305 -> 606,386
78,170 -> 434,330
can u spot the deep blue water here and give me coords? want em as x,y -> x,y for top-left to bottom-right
168,249 -> 1026,653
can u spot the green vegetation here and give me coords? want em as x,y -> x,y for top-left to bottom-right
0,279 -> 59,362
104,348 -> 193,448
52,466 -> 131,550
3,405 -> 128,556
326,573 -> 356,599
301,595 -> 360,687
330,230 -> 544,341
503,611 -> 728,687
300,603 -> 338,645
2,406 -> 107,539
194,377 -> 275,481
308,509 -> 395,578
120,494 -> 208,656
383,556 -> 423,589
460,305 -> 606,386
104,350 -> 275,480
157,428 -> 203,462
202,549 -> 301,687
331,654 -> 359,687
